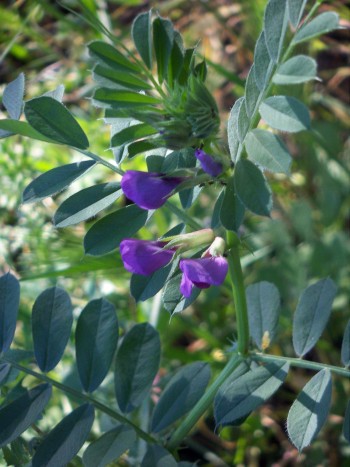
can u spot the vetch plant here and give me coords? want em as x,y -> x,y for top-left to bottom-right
0,0 -> 349,465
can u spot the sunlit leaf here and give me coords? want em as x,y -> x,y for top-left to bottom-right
264,0 -> 288,62
287,369 -> 332,451
260,96 -> 310,132
293,12 -> 340,45
273,55 -> 317,85
3,73 -> 25,120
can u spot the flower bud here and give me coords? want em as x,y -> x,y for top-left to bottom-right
162,228 -> 215,251
206,237 -> 226,257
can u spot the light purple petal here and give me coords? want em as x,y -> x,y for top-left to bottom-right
195,149 -> 223,177
179,257 -> 228,296
121,171 -> 183,210
180,272 -> 194,298
120,239 -> 175,275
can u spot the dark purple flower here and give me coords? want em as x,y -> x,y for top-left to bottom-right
179,256 -> 228,298
120,239 -> 176,275
121,171 -> 184,210
195,149 -> 223,177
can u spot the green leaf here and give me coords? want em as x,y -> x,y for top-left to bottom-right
24,97 -> 89,149
247,281 -> 280,350
88,40 -> 140,72
76,298 -> 118,393
93,65 -> 152,91
234,159 -> 272,217
273,55 -> 317,85
162,274 -> 201,315
132,11 -> 153,69
114,323 -> 160,413
245,65 -> 260,117
0,119 -> 55,143
93,88 -> 161,108
219,175 -> 245,232
22,160 -> 96,204
153,16 -> 174,83
344,400 -> 350,443
168,31 -> 185,87
293,278 -> 337,357
214,361 -> 289,427
110,123 -> 157,147
84,205 -> 149,256
245,129 -> 291,174
264,0 -> 288,62
237,97 -> 249,142
82,425 -> 137,467
253,31 -> 272,91
3,73 -> 25,120
151,362 -> 211,433
0,363 -> 11,386
32,404 -> 94,467
131,263 -> 173,302
260,96 -> 310,132
53,182 -> 122,228
293,12 -> 340,45
341,320 -> 350,367
227,97 -> 243,162
287,0 -> 307,28
0,384 -> 52,448
141,445 -> 177,467
0,272 -> 20,353
287,369 -> 332,451
32,287 -> 73,373
43,84 -> 65,102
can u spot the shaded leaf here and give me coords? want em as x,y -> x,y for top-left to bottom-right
341,320 -> 350,367
168,31 -> 185,87
344,400 -> 350,443
215,362 -> 289,427
0,363 -> 11,386
287,369 -> 332,451
273,55 -> 317,85
84,205 -> 149,256
288,0 -> 307,28
260,96 -> 310,132
0,272 -> 20,353
219,175 -> 245,232
131,263 -> 173,302
153,16 -> 174,83
53,182 -> 122,228
293,12 -> 340,45
293,278 -> 337,357
264,0 -> 288,62
110,123 -> 157,147
76,298 -> 118,393
22,160 -> 96,204
247,281 -> 280,350
132,11 -> 153,69
32,286 -> 73,373
82,425 -> 136,467
245,129 -> 291,174
162,273 -> 201,315
0,119 -> 54,143
141,445 -> 177,467
88,41 -> 140,72
115,323 -> 160,413
0,384 -> 52,448
3,73 -> 25,120
24,97 -> 89,149
151,362 -> 211,433
234,159 -> 272,217
32,404 -> 94,467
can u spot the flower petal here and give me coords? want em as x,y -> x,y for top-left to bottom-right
121,171 -> 183,210
195,149 -> 223,177
179,256 -> 228,293
120,239 -> 175,275
180,272 -> 194,298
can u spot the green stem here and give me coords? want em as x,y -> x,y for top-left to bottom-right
77,149 -> 124,175
166,352 -> 242,451
165,201 -> 202,231
251,353 -> 350,378
226,231 -> 250,356
2,358 -> 157,444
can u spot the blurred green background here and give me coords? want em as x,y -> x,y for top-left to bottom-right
0,0 -> 349,465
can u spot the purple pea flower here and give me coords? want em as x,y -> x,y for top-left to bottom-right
121,171 -> 184,210
195,149 -> 223,177
120,239 -> 176,275
179,256 -> 228,298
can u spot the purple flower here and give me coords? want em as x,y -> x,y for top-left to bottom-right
179,256 -> 228,298
121,171 -> 184,210
120,239 -> 176,275
195,149 -> 223,177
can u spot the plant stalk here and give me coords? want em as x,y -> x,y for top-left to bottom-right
166,352 -> 242,451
